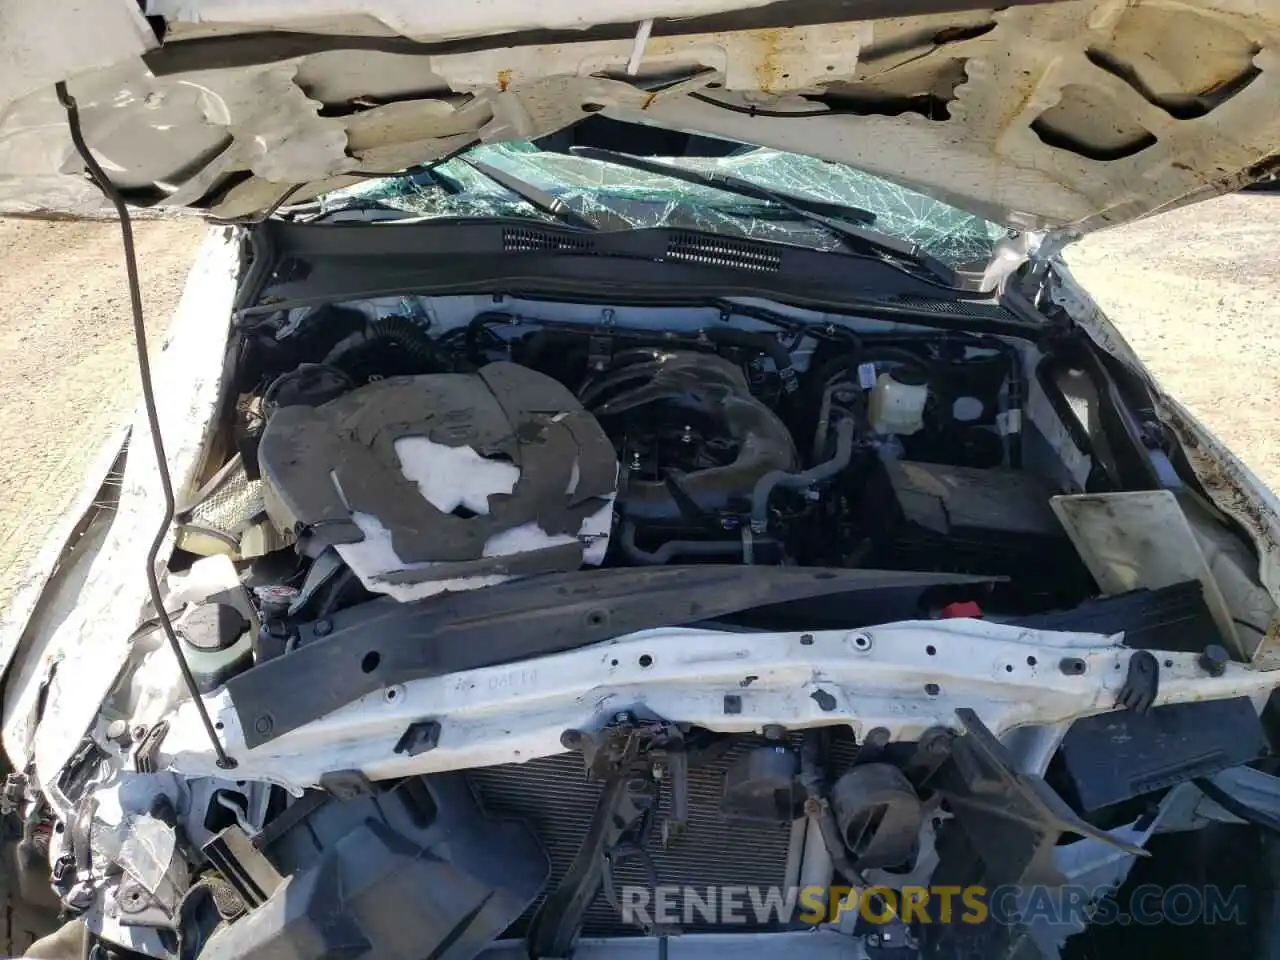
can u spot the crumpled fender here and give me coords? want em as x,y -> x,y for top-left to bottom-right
0,226 -> 241,794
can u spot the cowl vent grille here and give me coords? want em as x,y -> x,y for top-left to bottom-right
665,233 -> 781,272
503,227 -> 596,253
884,294 -> 1020,323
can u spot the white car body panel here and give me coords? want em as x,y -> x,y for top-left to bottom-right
156,620 -> 1276,793
1051,262 -> 1280,664
0,228 -> 240,800
4,0 -> 1280,231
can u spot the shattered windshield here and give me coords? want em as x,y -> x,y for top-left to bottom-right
319,141 -> 1007,269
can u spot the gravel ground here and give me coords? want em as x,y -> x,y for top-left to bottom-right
0,196 -> 1276,618
0,217 -> 207,616
1066,192 -> 1280,488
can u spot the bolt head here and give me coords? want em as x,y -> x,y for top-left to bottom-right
1200,644 -> 1230,677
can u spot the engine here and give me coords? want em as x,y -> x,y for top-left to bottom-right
172,299 -> 1100,622
582,349 -> 798,563
193,301 -> 1089,611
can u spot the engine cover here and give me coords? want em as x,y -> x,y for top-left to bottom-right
258,362 -> 617,601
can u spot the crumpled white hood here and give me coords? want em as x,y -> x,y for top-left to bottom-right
2,0 -> 1280,231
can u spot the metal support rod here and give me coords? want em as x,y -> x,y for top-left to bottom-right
55,81 -> 235,769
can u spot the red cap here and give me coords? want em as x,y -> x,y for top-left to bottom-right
940,600 -> 983,619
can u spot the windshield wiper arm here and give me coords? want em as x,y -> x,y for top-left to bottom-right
294,197 -> 418,222
459,157 -> 600,231
567,146 -> 956,285
572,145 -> 877,225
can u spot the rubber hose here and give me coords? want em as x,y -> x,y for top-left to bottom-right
703,327 -> 799,394
799,731 -> 861,883
464,311 -> 513,364
619,522 -> 742,565
750,417 -> 855,533
371,315 -> 442,368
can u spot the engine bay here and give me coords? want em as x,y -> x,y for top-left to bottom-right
41,288 -> 1280,960
190,294 -> 1102,620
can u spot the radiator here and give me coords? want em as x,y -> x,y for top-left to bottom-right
468,735 -> 857,938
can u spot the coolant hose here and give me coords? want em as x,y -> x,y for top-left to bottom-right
799,731 -> 861,883
321,314 -> 445,378
372,315 -> 441,368
619,522 -> 742,565
750,417 -> 855,533
702,327 -> 799,394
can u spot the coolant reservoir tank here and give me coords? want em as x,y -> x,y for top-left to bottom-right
868,369 -> 928,436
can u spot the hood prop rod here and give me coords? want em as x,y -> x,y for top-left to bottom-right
55,82 -> 235,770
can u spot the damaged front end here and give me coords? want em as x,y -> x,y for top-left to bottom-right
5,76 -> 1280,958
3,207 -> 1279,960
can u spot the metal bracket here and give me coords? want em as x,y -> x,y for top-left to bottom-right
562,710 -> 689,830
202,825 -> 284,911
318,770 -> 375,800
903,726 -> 955,782
587,308 -> 616,371
928,708 -> 1147,888
393,719 -> 442,758
525,711 -> 692,957
133,721 -> 170,774
1116,650 -> 1159,714
0,772 -> 27,818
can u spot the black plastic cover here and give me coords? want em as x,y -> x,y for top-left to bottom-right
197,774 -> 549,960
258,362 -> 616,585
860,458 -> 1092,605
1011,580 -> 1217,653
1057,696 -> 1267,813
